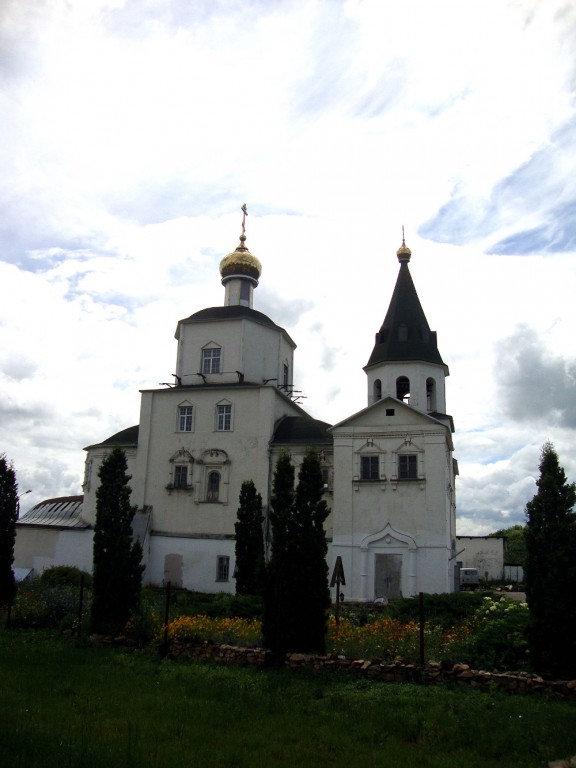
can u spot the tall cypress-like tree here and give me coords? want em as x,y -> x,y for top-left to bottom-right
91,447 -> 144,635
292,449 -> 330,652
263,450 -> 330,656
263,451 -> 295,656
0,455 -> 19,608
525,442 -> 576,678
234,480 -> 265,596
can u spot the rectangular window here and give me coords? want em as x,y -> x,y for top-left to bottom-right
178,405 -> 193,432
283,363 -> 289,389
217,404 -> 232,431
398,454 -> 418,480
173,465 -> 188,489
202,348 -> 221,374
321,467 -> 332,492
216,555 -> 230,582
360,455 -> 379,481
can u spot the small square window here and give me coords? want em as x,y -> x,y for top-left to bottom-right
216,555 -> 230,582
216,404 -> 232,431
360,455 -> 379,481
173,465 -> 188,489
178,405 -> 193,432
386,408 -> 395,416
202,348 -> 221,374
398,454 -> 418,480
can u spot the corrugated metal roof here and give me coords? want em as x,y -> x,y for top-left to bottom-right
17,495 -> 89,529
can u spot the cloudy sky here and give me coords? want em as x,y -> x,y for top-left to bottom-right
1,0 -> 575,534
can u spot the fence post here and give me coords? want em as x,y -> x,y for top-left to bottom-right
77,574 -> 85,638
163,581 -> 171,649
419,591 -> 425,668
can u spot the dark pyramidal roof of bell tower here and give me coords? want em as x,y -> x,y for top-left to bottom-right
365,238 -> 447,370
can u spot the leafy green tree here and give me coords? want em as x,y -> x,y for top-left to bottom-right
91,447 -> 144,635
0,455 -> 19,608
489,524 -> 527,566
525,442 -> 576,678
263,450 -> 330,656
234,480 -> 265,596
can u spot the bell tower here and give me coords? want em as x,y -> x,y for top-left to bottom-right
364,236 -> 449,415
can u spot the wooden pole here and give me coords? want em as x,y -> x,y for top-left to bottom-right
419,591 -> 425,668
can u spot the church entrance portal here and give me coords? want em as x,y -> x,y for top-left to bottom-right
374,554 -> 402,600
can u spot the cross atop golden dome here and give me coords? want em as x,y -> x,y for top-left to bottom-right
219,204 -> 262,282
396,226 -> 412,263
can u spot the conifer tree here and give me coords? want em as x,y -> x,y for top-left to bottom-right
0,455 -> 19,608
91,447 -> 144,635
525,442 -> 576,678
263,450 -> 330,656
263,451 -> 295,656
292,449 -> 330,652
234,480 -> 265,596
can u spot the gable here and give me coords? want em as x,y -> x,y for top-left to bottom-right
330,396 -> 447,432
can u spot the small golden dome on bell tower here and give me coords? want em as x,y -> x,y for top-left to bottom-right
396,226 -> 412,263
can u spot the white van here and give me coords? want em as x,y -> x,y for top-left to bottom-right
460,567 -> 480,590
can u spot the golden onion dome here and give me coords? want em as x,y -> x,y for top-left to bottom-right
396,236 -> 412,263
219,235 -> 262,282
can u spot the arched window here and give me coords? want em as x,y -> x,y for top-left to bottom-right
373,379 -> 382,401
207,470 -> 221,502
426,377 -> 436,411
396,376 -> 410,403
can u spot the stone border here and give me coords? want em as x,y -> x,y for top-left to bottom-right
167,640 -> 576,699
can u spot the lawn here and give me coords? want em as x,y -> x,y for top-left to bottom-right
1,628 -> 575,768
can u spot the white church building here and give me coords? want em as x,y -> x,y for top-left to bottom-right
16,214 -> 459,601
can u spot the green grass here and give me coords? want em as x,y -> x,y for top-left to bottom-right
1,628 -> 575,768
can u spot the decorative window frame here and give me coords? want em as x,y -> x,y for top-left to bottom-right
353,440 -> 387,492
390,437 -> 426,490
176,400 -> 195,432
197,448 -> 231,504
201,342 -> 222,375
215,399 -> 233,432
166,447 -> 195,493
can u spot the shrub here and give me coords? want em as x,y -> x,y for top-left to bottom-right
387,591 -> 490,629
124,591 -> 164,643
448,597 -> 529,671
169,591 -> 263,620
40,566 -> 93,589
11,577 -> 85,629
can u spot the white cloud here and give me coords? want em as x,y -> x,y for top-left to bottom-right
1,0 -> 575,530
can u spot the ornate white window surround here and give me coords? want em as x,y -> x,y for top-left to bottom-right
166,447 -> 195,493
196,449 -> 231,504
